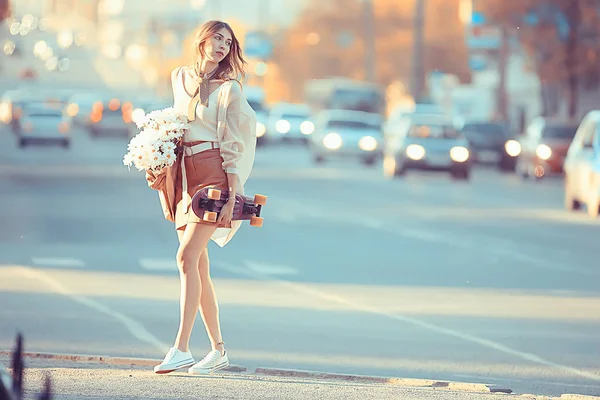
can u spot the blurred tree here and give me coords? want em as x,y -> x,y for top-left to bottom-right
0,0 -> 10,21
478,0 -> 600,119
272,0 -> 471,103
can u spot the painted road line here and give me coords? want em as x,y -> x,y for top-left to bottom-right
244,261 -> 299,276
139,258 -> 176,271
216,261 -> 600,383
32,257 -> 85,268
15,266 -> 168,353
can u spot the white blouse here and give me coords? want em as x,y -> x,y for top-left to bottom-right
171,67 -> 242,175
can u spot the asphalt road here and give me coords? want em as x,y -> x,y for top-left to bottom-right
0,124 -> 599,397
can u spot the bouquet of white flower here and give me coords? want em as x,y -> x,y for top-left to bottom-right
123,107 -> 189,172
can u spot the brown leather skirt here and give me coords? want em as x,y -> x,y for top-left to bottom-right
174,141 -> 229,231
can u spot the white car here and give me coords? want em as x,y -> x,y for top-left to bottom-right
310,109 -> 383,165
267,103 -> 314,143
17,103 -> 71,148
563,111 -> 600,217
382,113 -> 471,180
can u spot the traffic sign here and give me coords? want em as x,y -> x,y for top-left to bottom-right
243,31 -> 273,60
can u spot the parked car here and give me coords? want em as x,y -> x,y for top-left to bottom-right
516,117 -> 578,179
563,110 -> 600,217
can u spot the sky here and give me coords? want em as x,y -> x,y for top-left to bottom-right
12,0 -> 310,30
203,0 -> 310,29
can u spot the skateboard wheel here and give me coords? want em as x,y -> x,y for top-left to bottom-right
207,188 -> 221,200
250,216 -> 264,227
253,194 -> 267,206
203,211 -> 217,223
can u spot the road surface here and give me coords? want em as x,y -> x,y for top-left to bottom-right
0,126 -> 599,397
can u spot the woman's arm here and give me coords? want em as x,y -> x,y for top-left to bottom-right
217,83 -> 247,225
225,173 -> 240,203
219,83 -> 246,197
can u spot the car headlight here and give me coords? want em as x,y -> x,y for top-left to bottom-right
359,136 -> 377,151
536,144 -> 552,160
300,120 -> 314,135
450,146 -> 469,162
256,122 -> 266,137
276,119 -> 290,134
406,144 -> 425,160
323,132 -> 342,150
504,139 -> 521,157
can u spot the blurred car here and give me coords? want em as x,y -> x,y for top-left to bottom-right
65,92 -> 104,127
248,98 -> 269,146
17,103 -> 71,148
1,89 -> 68,135
384,103 -> 448,138
383,113 -> 471,180
88,96 -> 133,138
267,103 -> 314,143
563,110 -> 600,217
310,109 -> 383,165
19,67 -> 37,80
516,117 -> 578,179
459,120 -> 518,171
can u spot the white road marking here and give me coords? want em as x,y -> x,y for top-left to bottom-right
32,257 -> 85,268
139,258 -> 176,271
272,200 -> 599,276
244,261 -> 299,276
454,373 -> 600,389
216,261 -> 600,382
16,266 -> 168,353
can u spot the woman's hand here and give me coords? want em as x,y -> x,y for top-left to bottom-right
217,197 -> 236,227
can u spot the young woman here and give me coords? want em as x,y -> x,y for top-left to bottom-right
150,20 -> 256,375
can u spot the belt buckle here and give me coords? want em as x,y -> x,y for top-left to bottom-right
184,147 -> 193,156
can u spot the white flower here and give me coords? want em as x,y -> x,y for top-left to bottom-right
162,141 -> 176,152
123,106 -> 188,172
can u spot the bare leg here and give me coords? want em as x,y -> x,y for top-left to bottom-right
197,248 -> 225,355
173,223 -> 216,352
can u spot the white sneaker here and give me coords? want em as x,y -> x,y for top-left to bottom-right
188,349 -> 229,374
154,347 -> 195,374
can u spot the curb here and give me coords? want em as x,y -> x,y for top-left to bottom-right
254,367 -> 512,393
0,351 -> 246,373
0,351 -> 514,394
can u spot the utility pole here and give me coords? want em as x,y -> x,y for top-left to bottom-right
362,0 -> 376,82
496,24 -> 509,120
411,0 -> 426,102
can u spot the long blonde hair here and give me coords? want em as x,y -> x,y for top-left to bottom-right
192,20 -> 246,82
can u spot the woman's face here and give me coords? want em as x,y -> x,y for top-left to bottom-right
203,27 -> 232,63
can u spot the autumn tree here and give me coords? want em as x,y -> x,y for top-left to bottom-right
478,0 -> 600,119
272,0 -> 471,103
0,0 -> 10,22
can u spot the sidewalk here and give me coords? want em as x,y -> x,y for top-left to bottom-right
1,353 -> 598,400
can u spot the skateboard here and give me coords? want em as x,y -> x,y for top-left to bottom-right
191,188 -> 267,227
